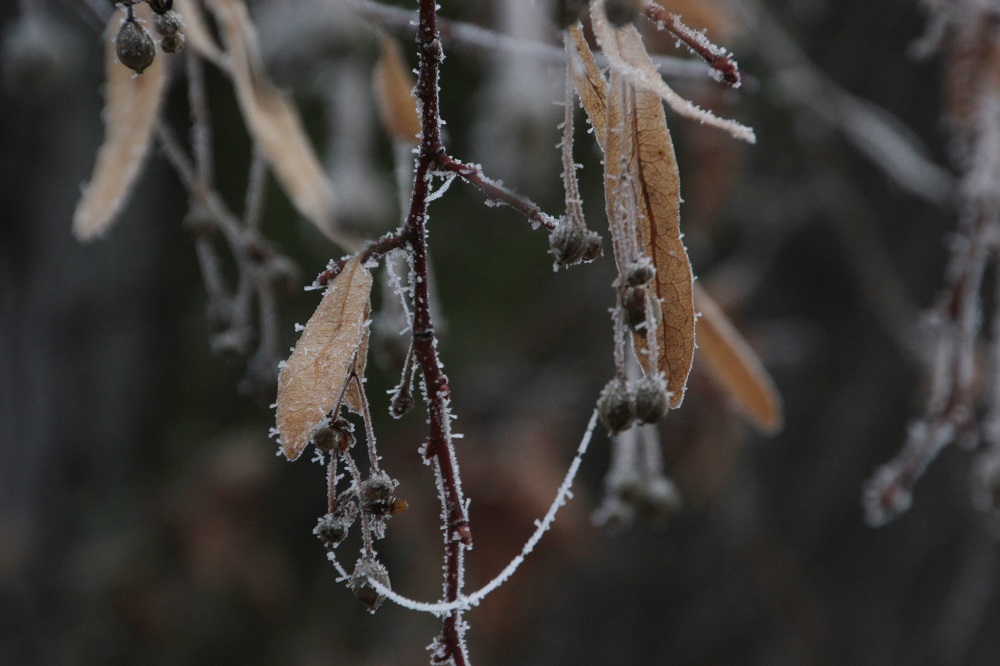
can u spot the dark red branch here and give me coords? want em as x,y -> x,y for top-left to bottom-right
438,155 -> 559,231
407,1 -> 470,663
642,2 -> 742,88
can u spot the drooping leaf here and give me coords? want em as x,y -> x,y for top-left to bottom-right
276,256 -> 373,460
694,284 -> 783,434
604,71 -> 695,407
566,25 -> 608,142
72,6 -> 168,241
373,36 -> 421,144
590,0 -> 756,144
210,0 -> 337,237
341,303 -> 371,414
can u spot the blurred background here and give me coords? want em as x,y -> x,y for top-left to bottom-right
3,0 -> 1000,664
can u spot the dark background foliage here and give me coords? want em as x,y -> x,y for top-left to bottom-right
3,0 -> 998,664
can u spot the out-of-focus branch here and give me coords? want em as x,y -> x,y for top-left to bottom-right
350,0 -> 713,83
747,1 -> 955,205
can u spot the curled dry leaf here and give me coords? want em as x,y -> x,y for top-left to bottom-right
590,0 -> 756,144
566,25 -> 608,143
569,22 -> 695,407
72,6 -> 167,241
276,256 -> 373,460
210,0 -> 337,237
373,36 -> 421,144
606,73 -> 695,407
173,0 -> 225,69
341,303 -> 371,414
694,283 -> 783,434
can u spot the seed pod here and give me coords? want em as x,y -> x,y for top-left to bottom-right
639,476 -> 682,523
115,19 -> 155,74
633,374 -> 669,423
159,31 -> 185,54
360,472 -> 396,506
612,470 -> 643,505
1,14 -> 72,96
148,0 -> 174,14
350,557 -> 390,611
153,10 -> 181,36
312,417 -> 355,453
549,217 -> 587,266
581,230 -> 603,263
314,512 -> 350,549
604,0 -> 643,27
624,286 -> 662,332
555,0 -> 588,28
624,257 -> 655,286
597,378 -> 634,434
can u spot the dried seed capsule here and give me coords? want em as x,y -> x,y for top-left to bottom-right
314,512 -> 350,549
312,418 -> 355,453
624,257 -> 655,286
633,374 -> 669,423
115,19 -> 155,74
159,31 -> 185,54
360,472 -> 396,507
624,286 -> 662,332
1,14 -> 73,96
350,556 -> 390,611
580,230 -> 603,263
148,0 -> 174,14
597,378 -> 634,434
604,0 -> 643,27
153,10 -> 181,36
555,0 -> 588,28
549,216 -> 587,266
639,476 -> 682,523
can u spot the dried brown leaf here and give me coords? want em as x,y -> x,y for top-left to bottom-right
72,6 -> 168,242
605,71 -> 695,407
566,25 -> 608,143
373,36 -> 421,144
342,303 -> 371,414
276,256 -> 373,460
210,0 -> 337,237
694,283 -> 782,434
174,0 -> 225,69
591,2 -> 756,144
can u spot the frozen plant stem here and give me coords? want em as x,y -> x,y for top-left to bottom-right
407,2 -> 470,663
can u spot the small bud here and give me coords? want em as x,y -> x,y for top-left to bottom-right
153,10 -> 182,36
611,470 -> 643,505
159,31 -> 185,55
597,378 -> 634,434
313,418 -> 355,453
639,476 -> 682,523
633,374 -> 669,423
390,388 -> 414,418
549,217 -> 587,266
115,19 -> 155,74
360,471 -> 396,507
624,257 -> 655,286
314,512 -> 350,549
604,0 -> 643,27
350,557 -> 390,611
